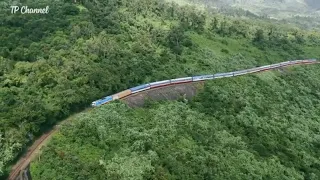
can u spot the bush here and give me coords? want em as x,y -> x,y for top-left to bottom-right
221,48 -> 229,53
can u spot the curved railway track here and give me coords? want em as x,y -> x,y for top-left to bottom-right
8,129 -> 57,180
8,59 -> 319,180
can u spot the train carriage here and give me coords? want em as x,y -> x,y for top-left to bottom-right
233,70 -> 248,76
112,89 -> 132,100
302,59 -> 317,64
288,61 -> 297,65
257,65 -> 271,70
269,63 -> 281,69
223,72 -> 234,77
170,77 -> 192,84
294,60 -> 303,64
192,75 -> 214,81
280,61 -> 291,66
150,80 -> 171,88
214,73 -> 225,78
290,60 -> 301,64
130,84 -> 150,94
246,67 -> 261,73
214,72 -> 233,78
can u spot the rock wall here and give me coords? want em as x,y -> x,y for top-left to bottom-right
122,82 -> 205,107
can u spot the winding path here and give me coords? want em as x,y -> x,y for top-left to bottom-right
8,59 -> 319,180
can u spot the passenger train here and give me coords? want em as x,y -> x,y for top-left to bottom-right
91,59 -> 318,107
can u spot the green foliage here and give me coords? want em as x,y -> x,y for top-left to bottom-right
1,0 -> 320,177
220,48 -> 229,54
191,66 -> 320,179
167,24 -> 193,55
0,133 -> 22,175
32,68 -> 320,180
254,29 -> 265,43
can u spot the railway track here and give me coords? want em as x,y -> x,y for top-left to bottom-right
8,60 -> 319,180
8,129 -> 56,180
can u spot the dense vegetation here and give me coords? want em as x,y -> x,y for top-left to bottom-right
1,0 -> 320,178
31,64 -> 320,179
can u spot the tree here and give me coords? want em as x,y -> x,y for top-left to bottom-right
217,19 -> 229,36
210,17 -> 219,31
167,25 -> 186,55
254,29 -> 265,43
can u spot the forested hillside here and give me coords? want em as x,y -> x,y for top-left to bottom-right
31,64 -> 320,179
184,0 -> 320,17
182,0 -> 320,30
1,0 -> 320,178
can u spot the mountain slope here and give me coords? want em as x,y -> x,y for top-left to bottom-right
1,0 -> 320,178
31,63 -> 320,179
184,0 -> 320,18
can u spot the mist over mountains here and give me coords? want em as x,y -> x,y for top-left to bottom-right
306,0 -> 320,9
186,0 -> 320,18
